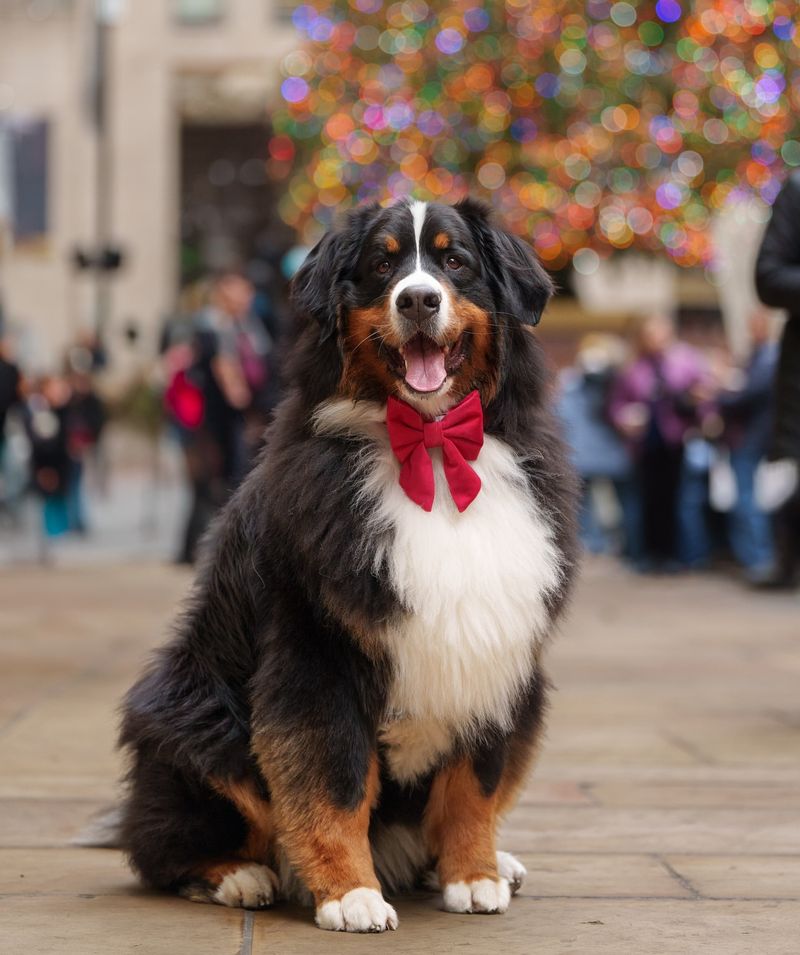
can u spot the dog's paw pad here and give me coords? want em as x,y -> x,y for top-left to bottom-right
213,863 -> 278,909
443,878 -> 511,914
316,887 -> 398,933
496,850 -> 527,895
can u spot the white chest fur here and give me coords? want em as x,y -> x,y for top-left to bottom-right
312,399 -> 563,782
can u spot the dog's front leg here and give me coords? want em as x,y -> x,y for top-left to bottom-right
252,733 -> 396,933
424,759 -> 510,915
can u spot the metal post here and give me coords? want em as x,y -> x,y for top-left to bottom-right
92,0 -> 112,341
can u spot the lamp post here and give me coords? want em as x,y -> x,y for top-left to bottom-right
88,0 -> 125,343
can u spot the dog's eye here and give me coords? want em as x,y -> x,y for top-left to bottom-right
445,255 -> 463,271
376,260 -> 391,275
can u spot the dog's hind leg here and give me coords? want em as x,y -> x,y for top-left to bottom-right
178,776 -> 280,909
122,751 -> 278,909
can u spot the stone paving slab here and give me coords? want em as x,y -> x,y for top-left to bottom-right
0,895 -> 243,955
502,807 -> 800,854
665,855 -> 800,900
588,780 -> 800,810
0,558 -> 798,954
0,799 -> 110,849
251,899 -> 800,955
0,848 -> 133,895
514,852 -> 687,898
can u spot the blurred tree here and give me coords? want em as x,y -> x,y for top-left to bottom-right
269,0 -> 800,272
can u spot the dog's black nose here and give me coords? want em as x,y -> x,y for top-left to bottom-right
396,285 -> 441,323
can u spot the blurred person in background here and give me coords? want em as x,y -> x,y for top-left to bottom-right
716,311 -> 778,584
171,271 -> 270,565
558,334 -> 637,558
0,338 -> 22,467
24,375 -> 73,541
0,338 -> 23,520
755,170 -> 800,588
63,344 -> 107,534
609,313 -> 716,571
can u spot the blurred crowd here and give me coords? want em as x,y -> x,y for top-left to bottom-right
0,268 -> 285,562
558,172 -> 800,590
558,310 -> 793,588
0,334 -> 107,546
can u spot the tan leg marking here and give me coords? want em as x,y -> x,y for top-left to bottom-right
181,778 -> 278,908
425,759 -> 512,914
425,759 -> 499,887
209,777 -> 273,862
259,749 -> 381,904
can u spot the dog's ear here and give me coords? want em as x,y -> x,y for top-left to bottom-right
291,203 -> 379,342
456,197 -> 554,326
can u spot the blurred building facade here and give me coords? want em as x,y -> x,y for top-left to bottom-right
0,0 -> 296,375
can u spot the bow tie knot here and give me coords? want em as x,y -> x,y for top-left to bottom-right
423,420 -> 444,449
386,390 -> 484,512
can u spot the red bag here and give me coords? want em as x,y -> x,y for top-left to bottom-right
164,369 -> 205,430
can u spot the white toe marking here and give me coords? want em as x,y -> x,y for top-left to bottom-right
443,878 -> 511,914
472,877 -> 510,912
316,887 -> 399,933
442,881 -> 472,913
496,850 -> 527,895
213,863 -> 278,909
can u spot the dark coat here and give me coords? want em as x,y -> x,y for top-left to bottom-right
755,171 -> 800,460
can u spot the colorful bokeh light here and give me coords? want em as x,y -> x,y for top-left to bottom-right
270,0 -> 800,270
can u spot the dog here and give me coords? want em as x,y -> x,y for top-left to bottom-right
119,197 -> 579,933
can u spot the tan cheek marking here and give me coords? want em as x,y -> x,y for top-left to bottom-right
385,235 -> 400,254
424,760 -> 499,886
434,232 -> 450,250
340,306 -> 398,400
447,296 -> 499,405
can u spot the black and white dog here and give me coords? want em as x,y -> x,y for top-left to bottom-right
120,198 -> 579,933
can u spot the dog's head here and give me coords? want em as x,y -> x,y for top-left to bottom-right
291,198 -> 554,413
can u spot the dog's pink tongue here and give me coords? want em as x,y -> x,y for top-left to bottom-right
403,336 -> 447,393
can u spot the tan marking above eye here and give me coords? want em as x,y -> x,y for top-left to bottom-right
434,232 -> 450,250
385,235 -> 400,254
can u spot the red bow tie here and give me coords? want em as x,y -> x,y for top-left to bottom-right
386,390 -> 484,512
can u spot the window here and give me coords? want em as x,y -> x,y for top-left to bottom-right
0,124 -> 11,232
174,0 -> 224,25
0,118 -> 49,246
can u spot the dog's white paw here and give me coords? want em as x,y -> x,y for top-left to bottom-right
316,887 -> 398,933
443,877 -> 511,914
496,850 -> 527,895
212,863 -> 279,909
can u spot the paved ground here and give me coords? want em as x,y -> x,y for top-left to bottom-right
0,557 -> 798,954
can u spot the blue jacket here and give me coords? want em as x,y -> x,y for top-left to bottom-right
558,370 -> 632,480
720,342 -> 779,458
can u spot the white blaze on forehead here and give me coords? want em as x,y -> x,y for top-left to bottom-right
409,199 -> 428,269
390,199 -> 450,332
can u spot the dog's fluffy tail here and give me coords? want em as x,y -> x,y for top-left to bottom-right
71,802 -> 125,848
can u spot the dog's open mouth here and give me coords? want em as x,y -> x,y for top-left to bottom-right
386,333 -> 466,394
